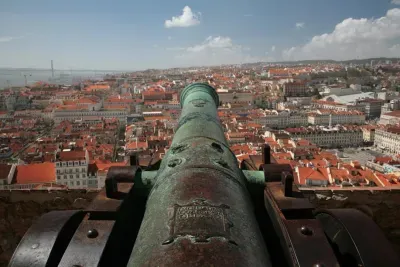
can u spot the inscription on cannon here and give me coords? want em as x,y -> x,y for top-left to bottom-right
190,99 -> 209,107
163,199 -> 236,245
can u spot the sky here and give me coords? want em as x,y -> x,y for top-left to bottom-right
0,0 -> 400,70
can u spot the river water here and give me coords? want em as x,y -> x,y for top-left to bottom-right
0,69 -> 122,88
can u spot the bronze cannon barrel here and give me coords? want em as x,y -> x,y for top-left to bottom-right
128,83 -> 272,266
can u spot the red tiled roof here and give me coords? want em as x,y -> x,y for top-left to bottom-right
296,167 -> 329,185
126,141 -> 148,150
76,98 -> 98,104
143,116 -> 168,121
59,151 -> 86,161
330,168 -> 349,180
96,162 -> 127,172
85,84 -> 110,91
375,157 -> 393,164
272,152 -> 292,160
374,173 -> 393,187
384,110 -> 400,117
16,162 -> 56,184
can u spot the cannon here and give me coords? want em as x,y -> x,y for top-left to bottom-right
9,83 -> 400,267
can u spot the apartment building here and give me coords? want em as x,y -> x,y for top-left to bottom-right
356,99 -> 385,119
308,111 -> 365,126
217,91 -> 254,104
53,107 -> 128,125
104,97 -> 135,111
286,96 -> 312,105
379,110 -> 400,125
267,69 -> 291,78
362,127 -> 376,143
55,150 -> 93,188
381,99 -> 400,114
254,111 -> 308,129
285,126 -> 363,147
283,82 -> 309,97
312,100 -> 365,112
374,127 -> 400,154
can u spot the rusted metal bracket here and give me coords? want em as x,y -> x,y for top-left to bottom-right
58,214 -> 115,267
105,166 -> 139,199
315,209 -> 400,267
9,210 -> 86,267
105,166 -> 157,199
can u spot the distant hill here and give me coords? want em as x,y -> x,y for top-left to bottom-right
254,57 -> 400,66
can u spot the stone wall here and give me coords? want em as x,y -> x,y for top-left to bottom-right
1,189 -> 400,266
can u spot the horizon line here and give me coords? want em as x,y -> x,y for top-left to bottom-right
1,56 -> 399,73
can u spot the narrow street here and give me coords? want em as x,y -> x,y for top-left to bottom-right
112,122 -> 126,162
10,122 -> 54,162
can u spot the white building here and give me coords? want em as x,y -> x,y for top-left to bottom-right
55,150 -> 94,188
53,107 -> 128,125
285,127 -> 363,147
14,109 -> 43,117
286,96 -> 312,105
322,92 -> 375,105
75,97 -> 103,111
162,100 -> 180,110
254,111 -> 308,129
321,86 -> 362,97
374,127 -> 400,154
308,111 -> 365,126
52,91 -> 79,101
217,91 -> 254,104
379,110 -> 400,125
40,110 -> 54,120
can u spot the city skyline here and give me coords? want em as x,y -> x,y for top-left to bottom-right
1,0 -> 400,70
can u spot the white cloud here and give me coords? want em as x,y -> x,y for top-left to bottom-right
296,22 -> 305,29
165,47 -> 186,51
187,36 -> 234,52
164,6 -> 200,28
392,0 -> 400,5
0,35 -> 24,42
283,8 -> 400,61
390,44 -> 400,53
0,36 -> 14,42
174,36 -> 269,66
271,46 -> 276,52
